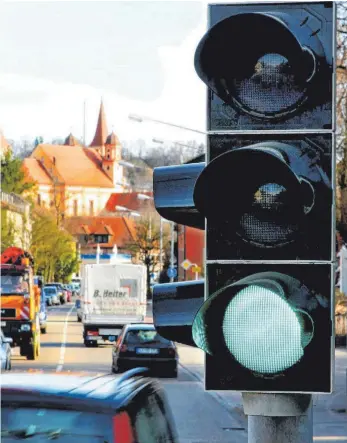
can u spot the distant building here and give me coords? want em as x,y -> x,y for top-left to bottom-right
103,191 -> 154,215
1,192 -> 31,250
0,131 -> 12,158
64,216 -> 136,266
23,102 -> 127,217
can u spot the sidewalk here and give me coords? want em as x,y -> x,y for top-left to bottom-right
178,345 -> 347,441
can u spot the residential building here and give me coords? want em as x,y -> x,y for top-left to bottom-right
1,191 -> 31,250
64,216 -> 136,265
0,131 -> 12,158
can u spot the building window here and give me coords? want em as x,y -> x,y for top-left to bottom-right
89,200 -> 94,216
37,194 -> 41,206
73,200 -> 78,216
107,154 -> 110,159
94,234 -> 108,244
107,166 -> 110,170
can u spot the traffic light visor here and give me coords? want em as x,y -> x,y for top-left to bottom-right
192,272 -> 315,376
194,12 -> 321,120
194,147 -> 307,248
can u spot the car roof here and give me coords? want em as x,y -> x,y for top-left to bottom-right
1,369 -> 156,413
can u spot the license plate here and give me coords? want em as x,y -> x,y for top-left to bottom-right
1,321 -> 6,327
136,348 -> 159,355
99,329 -> 121,335
88,336 -> 99,340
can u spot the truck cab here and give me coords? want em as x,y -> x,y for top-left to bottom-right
0,248 -> 41,360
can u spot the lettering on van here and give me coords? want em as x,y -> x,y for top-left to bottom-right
93,288 -> 129,298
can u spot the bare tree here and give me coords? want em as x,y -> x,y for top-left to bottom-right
125,213 -> 169,299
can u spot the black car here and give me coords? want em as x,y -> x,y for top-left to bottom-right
112,324 -> 178,378
1,368 -> 178,443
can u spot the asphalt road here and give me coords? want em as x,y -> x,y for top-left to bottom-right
10,303 -> 247,443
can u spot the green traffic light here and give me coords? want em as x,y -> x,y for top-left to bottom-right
222,285 -> 306,374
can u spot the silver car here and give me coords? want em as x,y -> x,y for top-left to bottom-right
0,330 -> 12,371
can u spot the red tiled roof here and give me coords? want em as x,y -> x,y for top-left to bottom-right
30,144 -> 114,188
22,158 -> 52,185
105,192 -> 153,212
64,216 -> 136,248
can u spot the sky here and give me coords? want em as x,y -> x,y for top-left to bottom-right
0,1 -> 210,146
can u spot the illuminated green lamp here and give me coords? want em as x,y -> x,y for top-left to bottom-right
192,272 -> 315,376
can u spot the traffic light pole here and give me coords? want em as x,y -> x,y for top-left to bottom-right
242,393 -> 313,443
170,221 -> 175,282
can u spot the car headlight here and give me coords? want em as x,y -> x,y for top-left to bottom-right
21,324 -> 31,331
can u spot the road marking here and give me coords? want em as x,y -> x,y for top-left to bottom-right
56,304 -> 74,372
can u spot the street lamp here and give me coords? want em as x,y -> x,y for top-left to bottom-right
115,205 -> 141,217
128,113 -> 206,135
137,193 -> 152,201
118,160 -> 135,168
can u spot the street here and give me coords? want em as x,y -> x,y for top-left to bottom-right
9,303 -> 347,443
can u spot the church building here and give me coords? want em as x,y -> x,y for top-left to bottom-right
23,102 -> 126,217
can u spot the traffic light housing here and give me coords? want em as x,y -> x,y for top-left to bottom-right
152,1 -> 335,394
195,2 -> 333,130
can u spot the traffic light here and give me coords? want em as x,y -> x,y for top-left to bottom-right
152,1 -> 335,394
195,2 -> 333,130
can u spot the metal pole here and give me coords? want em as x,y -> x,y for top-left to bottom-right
96,243 -> 100,264
242,393 -> 313,443
170,222 -> 175,282
159,218 -> 163,273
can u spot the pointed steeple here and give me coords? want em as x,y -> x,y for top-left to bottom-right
89,100 -> 108,147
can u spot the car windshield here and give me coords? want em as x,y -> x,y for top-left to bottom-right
124,329 -> 171,345
43,288 -> 56,294
0,272 -> 30,295
1,406 -> 110,443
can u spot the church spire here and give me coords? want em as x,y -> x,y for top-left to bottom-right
89,100 -> 108,147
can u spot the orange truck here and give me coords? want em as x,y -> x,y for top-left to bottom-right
0,247 -> 41,360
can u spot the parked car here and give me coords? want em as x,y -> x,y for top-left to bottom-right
75,298 -> 83,322
63,285 -> 72,302
39,299 -> 47,334
64,284 -> 75,297
45,283 -> 67,304
112,324 -> 178,377
42,286 -> 59,306
0,330 -> 12,371
1,369 -> 179,443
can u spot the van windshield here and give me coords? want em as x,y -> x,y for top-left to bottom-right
0,272 -> 30,295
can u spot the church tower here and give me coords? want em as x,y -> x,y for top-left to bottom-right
103,131 -> 123,187
89,101 -> 124,189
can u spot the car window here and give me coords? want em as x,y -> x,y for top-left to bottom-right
1,406 -> 111,443
44,288 -> 56,294
133,392 -> 174,443
124,330 -> 171,345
